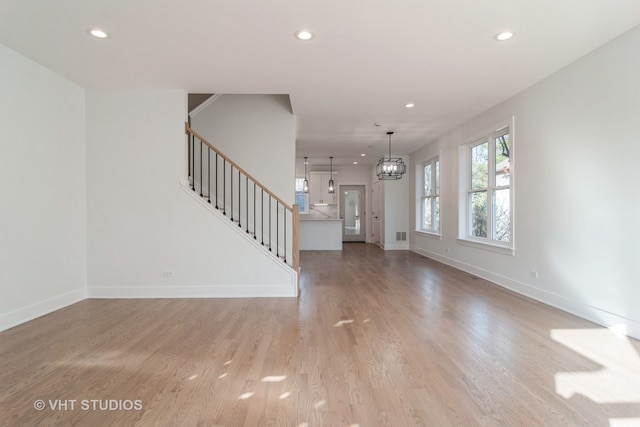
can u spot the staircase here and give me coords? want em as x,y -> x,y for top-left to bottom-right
184,123 -> 299,275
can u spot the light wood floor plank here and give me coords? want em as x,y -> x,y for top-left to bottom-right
1,243 -> 639,426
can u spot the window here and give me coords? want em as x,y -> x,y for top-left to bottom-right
461,121 -> 513,250
294,178 -> 309,214
419,157 -> 440,234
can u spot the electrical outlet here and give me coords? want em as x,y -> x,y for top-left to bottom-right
530,270 -> 539,279
445,247 -> 451,253
163,271 -> 174,278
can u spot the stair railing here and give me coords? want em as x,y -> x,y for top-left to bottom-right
185,123 -> 299,272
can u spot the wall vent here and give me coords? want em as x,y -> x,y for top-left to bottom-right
395,231 -> 407,241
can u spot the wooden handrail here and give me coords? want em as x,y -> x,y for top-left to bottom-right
185,122 -> 292,211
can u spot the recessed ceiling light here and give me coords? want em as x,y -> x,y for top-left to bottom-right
360,153 -> 366,157
294,30 -> 314,41
88,28 -> 109,39
494,31 -> 515,41
353,161 -> 358,165
405,103 -> 415,108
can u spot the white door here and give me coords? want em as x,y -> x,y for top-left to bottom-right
371,181 -> 381,247
340,185 -> 365,242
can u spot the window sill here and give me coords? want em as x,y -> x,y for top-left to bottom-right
414,230 -> 442,240
457,238 -> 515,256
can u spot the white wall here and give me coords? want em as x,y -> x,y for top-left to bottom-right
383,175 -> 410,250
86,90 -> 296,298
409,26 -> 640,339
370,159 -> 410,250
190,94 -> 296,205
0,44 -> 86,331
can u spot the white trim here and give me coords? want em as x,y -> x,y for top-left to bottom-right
189,94 -> 222,117
382,242 -> 410,250
87,285 -> 296,298
467,116 -> 513,143
457,237 -> 515,256
459,116 -> 515,249
416,156 -> 441,234
414,230 -> 442,240
410,246 -> 640,340
0,287 -> 86,332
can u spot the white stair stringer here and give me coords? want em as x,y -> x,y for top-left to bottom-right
186,179 -> 289,258
180,181 -> 298,296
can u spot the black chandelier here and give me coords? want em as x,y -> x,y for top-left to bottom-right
376,131 -> 406,180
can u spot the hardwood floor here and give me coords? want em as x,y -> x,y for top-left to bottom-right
1,243 -> 639,426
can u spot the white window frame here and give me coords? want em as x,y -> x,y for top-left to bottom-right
416,157 -> 441,236
458,117 -> 515,255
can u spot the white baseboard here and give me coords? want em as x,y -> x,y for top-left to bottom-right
410,245 -> 640,340
382,242 -> 410,250
83,184 -> 299,300
0,288 -> 87,332
87,285 -> 297,298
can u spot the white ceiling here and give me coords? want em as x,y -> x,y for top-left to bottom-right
2,0 -> 640,166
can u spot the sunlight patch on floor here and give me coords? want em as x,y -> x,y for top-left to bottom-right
610,418 -> 640,427
334,319 -> 355,327
261,375 -> 287,382
57,351 -> 127,369
552,328 -> 640,404
313,399 -> 327,409
609,324 -> 628,335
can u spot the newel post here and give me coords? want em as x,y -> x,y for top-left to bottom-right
292,204 -> 300,293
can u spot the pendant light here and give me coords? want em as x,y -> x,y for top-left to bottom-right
303,157 -> 309,193
328,157 -> 335,193
376,131 -> 406,180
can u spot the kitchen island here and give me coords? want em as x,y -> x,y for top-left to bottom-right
299,217 -> 343,250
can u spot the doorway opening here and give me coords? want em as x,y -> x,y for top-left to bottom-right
340,185 -> 366,242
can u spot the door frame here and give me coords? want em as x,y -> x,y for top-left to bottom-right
339,185 -> 366,242
371,181 -> 381,247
